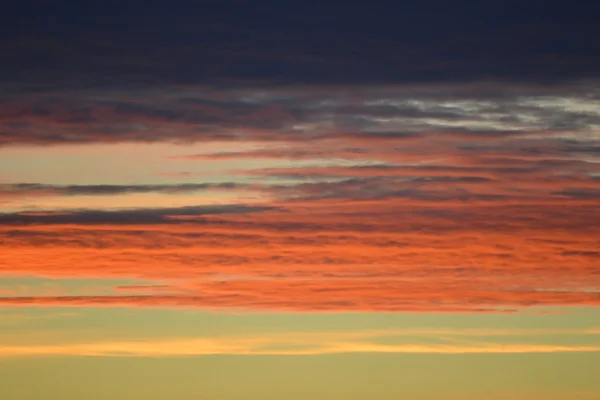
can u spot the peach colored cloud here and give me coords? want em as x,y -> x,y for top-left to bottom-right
1,328 -> 600,357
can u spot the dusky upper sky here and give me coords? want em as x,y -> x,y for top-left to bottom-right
1,1 -> 600,399
1,0 -> 600,88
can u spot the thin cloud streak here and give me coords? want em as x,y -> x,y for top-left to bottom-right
2,83 -> 600,146
2,328 -> 600,357
0,182 -> 254,197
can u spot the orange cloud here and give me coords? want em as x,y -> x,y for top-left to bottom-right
1,200 -> 598,312
2,83 -> 599,313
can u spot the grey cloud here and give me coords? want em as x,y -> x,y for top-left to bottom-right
1,83 -> 600,146
0,182 -> 249,197
553,189 -> 600,200
0,205 -> 278,225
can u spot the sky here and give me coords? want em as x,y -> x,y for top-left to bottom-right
1,1 -> 600,399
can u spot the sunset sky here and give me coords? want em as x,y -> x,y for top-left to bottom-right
1,2 -> 600,399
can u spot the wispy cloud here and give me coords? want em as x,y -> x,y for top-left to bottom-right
1,83 -> 599,313
2,328 -> 600,357
1,199 -> 598,312
0,182 -> 253,197
1,83 -> 600,146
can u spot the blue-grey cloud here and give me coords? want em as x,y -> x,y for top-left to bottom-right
0,182 -> 249,196
0,205 -> 278,225
1,83 -> 600,146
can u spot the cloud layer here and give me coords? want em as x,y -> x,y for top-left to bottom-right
2,83 -> 600,146
1,83 -> 599,313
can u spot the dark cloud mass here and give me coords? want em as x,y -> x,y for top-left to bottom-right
1,1 -> 599,89
0,205 -> 278,225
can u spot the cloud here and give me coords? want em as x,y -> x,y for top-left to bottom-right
0,205 -> 278,225
3,339 -> 598,357
0,285 -> 598,313
2,327 -> 600,357
0,190 -> 598,314
1,83 -> 599,314
156,172 -> 212,178
0,182 -> 253,197
0,203 -> 598,313
1,83 -> 600,146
